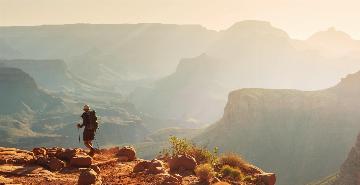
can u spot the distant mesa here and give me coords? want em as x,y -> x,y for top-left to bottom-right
0,67 -> 62,114
195,70 -> 360,185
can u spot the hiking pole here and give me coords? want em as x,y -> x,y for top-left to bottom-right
78,127 -> 81,144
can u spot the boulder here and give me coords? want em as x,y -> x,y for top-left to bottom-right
117,146 -> 136,161
90,165 -> 101,175
258,173 -> 276,185
133,160 -> 151,173
36,156 -> 49,166
48,157 -> 65,171
148,159 -> 166,174
57,148 -> 81,161
168,155 -> 197,171
0,147 -> 35,165
33,148 -> 47,156
70,155 -> 92,168
78,168 -> 100,185
46,147 -> 61,157
133,159 -> 166,174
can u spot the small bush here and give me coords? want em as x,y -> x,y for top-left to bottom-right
220,165 -> 232,177
218,153 -> 249,170
160,136 -> 218,164
195,164 -> 215,182
220,165 -> 243,181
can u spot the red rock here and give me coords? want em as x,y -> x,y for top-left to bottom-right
32,148 -> 47,156
133,160 -> 151,173
0,147 -> 35,165
133,159 -> 166,174
78,168 -> 99,185
57,148 -> 81,161
158,174 -> 181,185
48,157 -> 65,171
168,155 -> 197,171
36,156 -> 50,166
148,159 -> 166,174
0,175 -> 13,184
117,146 -> 136,161
70,155 -> 92,167
258,173 -> 276,185
90,165 -> 101,175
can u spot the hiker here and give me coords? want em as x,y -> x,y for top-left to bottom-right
77,105 -> 98,156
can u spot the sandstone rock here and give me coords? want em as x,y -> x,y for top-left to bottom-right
133,159 -> 166,174
70,155 -> 92,167
36,156 -> 49,166
117,146 -> 136,161
257,173 -> 276,185
46,147 -> 60,157
33,147 -> 47,156
90,165 -> 101,175
78,168 -> 100,185
133,160 -> 151,173
57,148 -> 81,161
48,157 -> 65,171
213,182 -> 231,185
0,147 -> 35,165
158,174 -> 181,185
148,159 -> 166,174
0,175 -> 13,184
168,155 -> 197,171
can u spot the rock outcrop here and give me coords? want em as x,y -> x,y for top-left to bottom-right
133,159 -> 166,174
168,155 -> 197,171
0,146 -> 274,185
78,168 -> 102,185
0,147 -> 34,165
117,146 -> 136,161
330,132 -> 360,185
196,70 -> 360,185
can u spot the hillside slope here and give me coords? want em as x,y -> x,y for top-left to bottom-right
195,70 -> 360,185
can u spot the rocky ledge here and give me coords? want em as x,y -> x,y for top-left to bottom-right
0,146 -> 275,185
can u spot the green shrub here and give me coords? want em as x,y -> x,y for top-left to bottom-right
220,165 -> 242,181
160,136 -> 218,164
218,153 -> 249,170
195,164 -> 215,182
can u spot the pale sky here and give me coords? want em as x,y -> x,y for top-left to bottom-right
1,0 -> 360,39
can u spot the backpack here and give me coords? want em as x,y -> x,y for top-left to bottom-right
88,110 -> 99,131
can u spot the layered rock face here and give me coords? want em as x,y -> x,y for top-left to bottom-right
331,133 -> 360,185
196,71 -> 360,185
0,67 -> 62,114
0,59 -> 78,91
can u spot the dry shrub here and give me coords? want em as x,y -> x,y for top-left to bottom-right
218,153 -> 249,170
220,165 -> 242,181
161,136 -> 218,164
195,164 -> 215,182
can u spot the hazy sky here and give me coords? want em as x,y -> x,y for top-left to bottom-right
1,0 -> 360,39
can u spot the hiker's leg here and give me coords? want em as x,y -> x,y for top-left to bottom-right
84,140 -> 93,150
88,140 -> 95,156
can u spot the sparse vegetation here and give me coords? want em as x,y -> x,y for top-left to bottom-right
218,153 -> 249,170
160,136 -> 218,164
160,136 -> 254,184
195,164 -> 215,182
220,165 -> 242,181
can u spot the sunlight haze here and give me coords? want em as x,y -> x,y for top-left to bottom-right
1,0 -> 360,39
